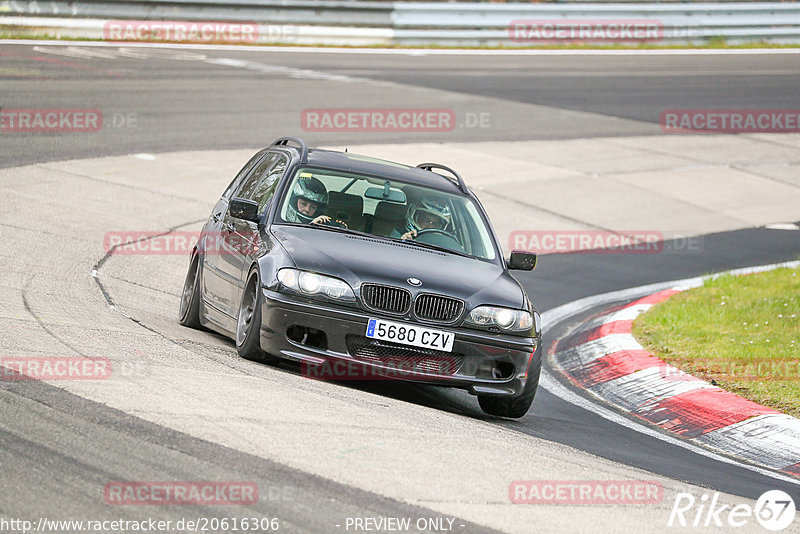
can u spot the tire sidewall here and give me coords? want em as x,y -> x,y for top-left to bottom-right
236,268 -> 264,357
178,252 -> 202,327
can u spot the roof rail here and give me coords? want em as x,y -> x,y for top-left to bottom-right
416,163 -> 468,194
271,137 -> 309,163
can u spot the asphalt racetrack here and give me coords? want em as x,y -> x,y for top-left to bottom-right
1,42 -> 800,533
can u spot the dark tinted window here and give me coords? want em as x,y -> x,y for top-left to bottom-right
233,153 -> 287,212
276,166 -> 498,261
223,150 -> 268,199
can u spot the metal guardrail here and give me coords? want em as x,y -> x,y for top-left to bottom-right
1,1 -> 394,26
392,2 -> 800,44
2,0 -> 800,44
394,2 -> 800,28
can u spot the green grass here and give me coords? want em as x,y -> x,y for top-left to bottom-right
633,265 -> 800,417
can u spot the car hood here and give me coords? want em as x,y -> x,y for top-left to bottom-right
271,225 -> 525,309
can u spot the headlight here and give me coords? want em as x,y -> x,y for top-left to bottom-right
298,271 -> 322,293
277,268 -> 355,304
465,305 -> 533,333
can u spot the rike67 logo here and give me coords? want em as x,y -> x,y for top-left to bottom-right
668,490 -> 796,531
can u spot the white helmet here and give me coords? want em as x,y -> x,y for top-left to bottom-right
286,174 -> 328,223
405,196 -> 451,233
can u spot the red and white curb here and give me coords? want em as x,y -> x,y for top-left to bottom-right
550,262 -> 800,480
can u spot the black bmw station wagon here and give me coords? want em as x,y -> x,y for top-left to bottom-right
179,137 -> 541,417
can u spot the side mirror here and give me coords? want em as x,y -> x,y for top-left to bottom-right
229,198 -> 260,223
508,250 -> 537,271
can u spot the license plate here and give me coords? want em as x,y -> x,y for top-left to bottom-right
365,318 -> 454,353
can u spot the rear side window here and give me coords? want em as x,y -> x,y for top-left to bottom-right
232,153 -> 288,213
223,150 -> 268,199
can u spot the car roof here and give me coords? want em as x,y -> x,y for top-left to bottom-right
294,148 -> 465,194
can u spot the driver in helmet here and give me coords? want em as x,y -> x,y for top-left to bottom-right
396,196 -> 452,240
285,173 -> 339,226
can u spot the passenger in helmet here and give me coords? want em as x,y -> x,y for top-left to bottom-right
394,196 -> 452,241
285,174 -> 332,225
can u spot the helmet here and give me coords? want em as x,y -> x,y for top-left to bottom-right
286,174 -> 328,223
405,196 -> 452,233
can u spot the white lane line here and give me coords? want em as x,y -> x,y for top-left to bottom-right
7,40 -> 800,56
201,56 -> 405,86
207,58 -> 364,83
204,57 -> 250,68
539,369 -> 800,486
697,414 -> 800,471
764,223 -> 800,230
540,259 -> 800,486
32,45 -> 118,59
115,47 -> 158,60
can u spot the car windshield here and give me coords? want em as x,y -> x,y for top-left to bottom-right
275,166 -> 498,261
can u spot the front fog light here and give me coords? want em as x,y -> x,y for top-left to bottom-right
299,272 -> 322,293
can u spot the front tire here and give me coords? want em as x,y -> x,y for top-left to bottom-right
178,253 -> 203,329
236,269 -> 276,363
478,347 -> 542,418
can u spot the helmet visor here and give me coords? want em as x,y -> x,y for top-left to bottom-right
414,210 -> 447,230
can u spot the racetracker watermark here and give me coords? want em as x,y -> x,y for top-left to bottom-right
662,359 -> 800,382
509,480 -> 663,504
103,231 -> 259,256
0,108 -> 102,133
508,230 -> 703,255
0,357 -> 112,381
301,357 -> 460,381
104,482 -> 259,506
509,19 -> 663,43
668,489 -> 796,530
103,20 -> 258,44
301,108 -> 456,132
661,109 -> 800,134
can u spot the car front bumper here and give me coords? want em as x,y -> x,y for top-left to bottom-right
259,288 -> 540,397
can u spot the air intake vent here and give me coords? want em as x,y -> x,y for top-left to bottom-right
361,284 -> 411,315
346,335 -> 463,376
414,294 -> 464,323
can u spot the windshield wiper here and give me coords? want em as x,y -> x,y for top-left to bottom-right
308,222 -> 373,238
389,237 -> 472,258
